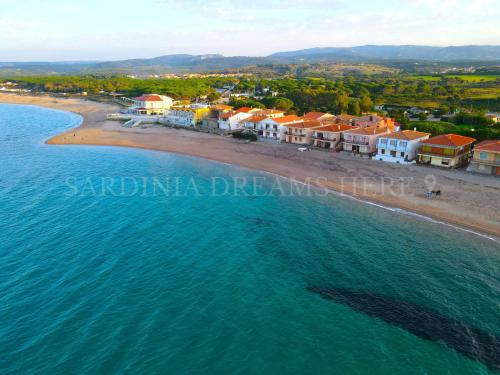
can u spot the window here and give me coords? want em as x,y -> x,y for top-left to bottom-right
443,148 -> 455,155
479,152 -> 489,160
442,159 -> 450,166
400,141 -> 407,148
400,152 -> 405,157
381,149 -> 385,154
380,138 -> 387,145
390,140 -> 397,147
422,145 -> 432,153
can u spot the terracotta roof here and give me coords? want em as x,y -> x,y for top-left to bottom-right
271,115 -> 302,124
312,124 -> 358,133
475,140 -> 500,153
421,134 -> 476,147
303,112 -> 334,120
134,94 -> 164,102
344,126 -> 390,136
242,115 -> 267,123
235,107 -> 253,113
283,120 -> 322,129
381,130 -> 430,141
211,104 -> 233,111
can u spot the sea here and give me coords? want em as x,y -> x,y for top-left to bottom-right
0,103 -> 499,374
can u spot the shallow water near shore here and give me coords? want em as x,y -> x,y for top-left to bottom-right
1,103 -> 499,374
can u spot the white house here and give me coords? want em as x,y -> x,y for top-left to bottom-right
132,94 -> 174,115
376,130 -> 431,164
259,115 -> 303,141
240,115 -> 268,133
218,111 -> 253,131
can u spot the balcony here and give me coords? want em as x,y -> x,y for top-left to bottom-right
419,149 -> 461,158
471,158 -> 500,167
347,141 -> 369,146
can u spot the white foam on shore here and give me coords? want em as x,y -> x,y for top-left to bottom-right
258,170 -> 500,244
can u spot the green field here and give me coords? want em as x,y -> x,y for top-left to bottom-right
463,87 -> 500,99
409,74 -> 500,82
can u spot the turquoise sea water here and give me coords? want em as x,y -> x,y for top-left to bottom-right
0,103 -> 499,374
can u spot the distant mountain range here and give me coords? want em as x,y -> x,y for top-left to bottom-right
1,45 -> 500,76
268,45 -> 500,61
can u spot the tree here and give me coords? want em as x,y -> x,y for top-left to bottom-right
335,92 -> 349,113
207,92 -> 221,103
394,110 -> 410,128
229,98 -> 265,109
348,100 -> 361,115
261,97 -> 294,111
359,95 -> 374,112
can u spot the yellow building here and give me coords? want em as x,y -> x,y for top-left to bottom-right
167,105 -> 211,127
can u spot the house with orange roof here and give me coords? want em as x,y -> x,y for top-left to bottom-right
467,140 -> 500,176
354,114 -> 396,131
312,124 -> 358,150
240,115 -> 268,133
302,112 -> 335,122
342,126 -> 391,156
234,107 -> 262,115
334,114 -> 356,125
282,120 -> 323,145
253,109 -> 286,118
259,115 -> 303,141
218,110 -> 253,131
417,134 -> 476,168
201,105 -> 234,130
131,94 -> 173,115
376,130 -> 431,164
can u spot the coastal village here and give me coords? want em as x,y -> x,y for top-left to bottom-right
108,93 -> 500,176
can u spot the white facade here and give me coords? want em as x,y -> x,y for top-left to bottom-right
376,132 -> 430,164
218,112 -> 253,131
259,117 -> 302,141
132,94 -> 174,115
240,117 -> 267,132
164,109 -> 196,127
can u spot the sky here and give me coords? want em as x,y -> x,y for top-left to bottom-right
0,0 -> 499,61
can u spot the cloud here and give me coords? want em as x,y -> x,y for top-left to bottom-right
0,0 -> 498,60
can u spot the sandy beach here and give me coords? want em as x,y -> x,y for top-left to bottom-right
1,92 -> 499,238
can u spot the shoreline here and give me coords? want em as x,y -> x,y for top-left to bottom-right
1,92 -> 499,240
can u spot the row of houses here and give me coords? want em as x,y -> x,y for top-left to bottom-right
126,94 -> 500,176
